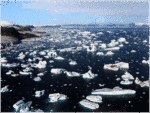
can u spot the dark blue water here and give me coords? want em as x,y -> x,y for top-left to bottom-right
1,27 -> 149,112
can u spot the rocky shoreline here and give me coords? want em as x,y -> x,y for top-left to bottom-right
1,25 -> 47,49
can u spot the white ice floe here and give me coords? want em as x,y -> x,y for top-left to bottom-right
143,40 -> 147,43
22,67 -> 33,72
35,90 -> 45,97
125,41 -> 129,44
121,72 -> 134,80
81,70 -> 98,79
28,58 -> 32,62
119,44 -> 124,47
51,68 -> 64,75
39,51 -> 46,55
44,55 -> 49,59
21,64 -> 29,68
33,61 -> 47,68
118,37 -> 126,43
86,95 -> 102,103
116,62 -> 129,70
11,74 -> 19,77
105,51 -> 114,56
142,60 -> 150,64
54,56 -> 65,60
49,93 -> 67,102
19,71 -> 31,75
105,47 -> 120,51
79,99 -> 99,110
100,44 -> 106,49
116,78 -> 121,81
69,61 -> 77,65
64,71 -> 80,77
37,73 -> 44,77
2,63 -> 19,68
97,32 -> 103,35
99,84 -> 105,87
107,40 -> 119,47
33,77 -> 41,82
17,52 -> 25,60
104,64 -> 119,71
1,57 -> 7,63
6,70 -> 14,75
13,100 -> 32,112
120,80 -> 133,85
131,50 -> 136,53
96,52 -> 104,56
48,51 -> 57,58
135,77 -> 149,88
0,85 -> 9,93
49,60 -> 54,63
91,86 -> 136,95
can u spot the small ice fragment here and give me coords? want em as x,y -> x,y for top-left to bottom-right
33,77 -> 41,82
35,90 -> 45,97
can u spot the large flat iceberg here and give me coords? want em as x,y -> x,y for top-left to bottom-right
49,93 -> 67,102
91,86 -> 136,96
79,99 -> 99,110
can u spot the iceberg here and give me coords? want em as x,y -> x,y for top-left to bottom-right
19,71 -> 31,75
105,47 -> 120,51
32,61 -> 47,68
131,50 -> 136,53
33,77 -> 41,82
135,77 -> 149,88
79,99 -> 99,110
37,73 -> 44,77
100,44 -> 106,49
104,64 -> 119,71
51,68 -> 64,75
118,37 -> 126,43
2,63 -> 19,68
47,51 -> 57,58
81,70 -> 98,79
6,70 -> 14,75
91,86 -> 136,95
142,60 -> 150,64
119,44 -> 123,47
69,61 -> 77,65
121,72 -> 134,80
64,71 -> 80,77
39,51 -> 46,55
0,85 -> 9,93
116,62 -> 129,70
1,57 -> 7,63
49,60 -> 54,63
105,51 -> 114,56
17,52 -> 25,60
13,100 -> 25,111
120,80 -> 133,85
35,90 -> 45,97
96,52 -> 104,56
143,40 -> 147,43
86,95 -> 102,103
49,93 -> 67,102
54,56 -> 65,60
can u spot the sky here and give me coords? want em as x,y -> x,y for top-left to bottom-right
1,0 -> 150,25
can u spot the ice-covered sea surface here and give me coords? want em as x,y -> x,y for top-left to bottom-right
1,26 -> 149,112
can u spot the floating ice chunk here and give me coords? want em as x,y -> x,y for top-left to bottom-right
143,40 -> 147,43
22,67 -> 33,72
17,52 -> 25,60
1,57 -> 7,63
97,32 -> 103,35
119,44 -> 124,47
69,61 -> 77,65
121,72 -> 134,80
54,56 -> 65,60
33,61 -> 47,68
51,68 -> 64,75
35,90 -> 45,97
6,70 -> 14,75
11,74 -> 19,77
35,109 -> 44,113
21,64 -> 29,68
99,84 -> 105,87
20,107 -> 29,113
125,41 -> 129,44
116,62 -> 129,70
33,77 -> 41,82
120,80 -> 133,85
49,60 -> 54,63
105,51 -> 114,56
28,58 -> 32,62
100,44 -> 106,49
142,60 -> 150,64
131,50 -> 136,53
48,51 -> 57,58
79,99 -> 99,110
105,47 -> 120,51
86,95 -> 102,103
0,85 -> 9,93
49,93 -> 67,102
39,51 -> 46,55
13,100 -> 25,111
19,71 -> 31,75
104,64 -> 119,71
135,77 -> 149,88
91,86 -> 136,95
118,37 -> 126,43
96,52 -> 104,56
116,78 -> 121,81
81,70 -> 98,79
65,71 -> 80,77
37,73 -> 44,77
44,55 -> 49,59
2,63 -> 19,68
